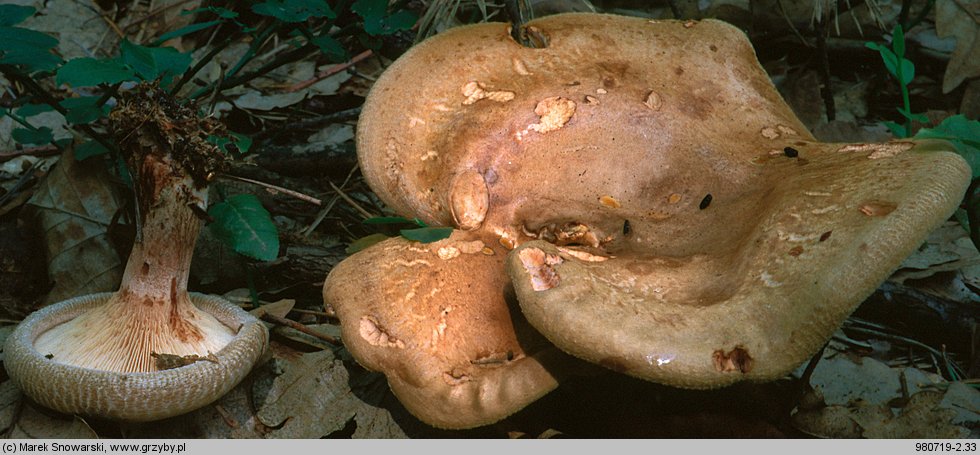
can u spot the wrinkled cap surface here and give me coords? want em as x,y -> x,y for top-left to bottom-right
507,137 -> 969,388
323,231 -> 567,429
359,12 -> 970,388
357,13 -> 817,244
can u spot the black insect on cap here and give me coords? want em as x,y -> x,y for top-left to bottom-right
783,146 -> 799,158
699,194 -> 712,210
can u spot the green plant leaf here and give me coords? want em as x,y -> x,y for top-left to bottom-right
896,107 -> 928,123
311,35 -> 347,61
252,0 -> 336,23
352,0 -> 417,35
915,115 -> 980,178
883,120 -> 907,138
897,57 -> 915,86
74,139 -> 110,160
0,26 -> 61,71
56,57 -> 134,86
363,216 -> 426,226
0,5 -> 35,26
399,226 -> 453,243
184,6 -> 239,19
891,24 -> 905,58
119,40 -> 192,85
208,132 -> 252,154
60,96 -> 111,124
229,132 -> 252,153
12,126 -> 52,145
15,103 -> 53,117
154,20 -> 222,45
346,233 -> 390,254
208,194 -> 280,261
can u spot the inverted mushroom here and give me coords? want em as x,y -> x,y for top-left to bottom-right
323,230 -> 568,429
4,85 -> 268,421
351,12 -> 971,392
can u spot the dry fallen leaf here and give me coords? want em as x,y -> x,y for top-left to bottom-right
937,0 -> 980,93
27,147 -> 123,304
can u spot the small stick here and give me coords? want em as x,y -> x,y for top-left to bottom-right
218,174 -> 322,206
286,50 -> 373,93
329,180 -> 375,219
0,144 -> 59,163
260,313 -> 340,346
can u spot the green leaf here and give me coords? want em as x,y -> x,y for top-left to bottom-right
0,26 -> 61,71
345,233 -> 390,254
16,103 -> 53,117
252,0 -> 336,23
229,132 -> 252,153
891,24 -> 905,58
60,96 -> 111,124
915,115 -> 980,178
897,57 -> 915,86
883,120 -> 907,138
56,57 -> 134,86
208,132 -> 252,154
208,194 -> 280,261
74,139 -> 110,160
897,107 -> 928,123
311,35 -> 346,62
363,216 -> 426,226
154,20 -> 222,45
0,5 -> 35,26
399,226 -> 453,243
119,40 -> 192,85
352,0 -> 417,35
184,6 -> 239,19
12,126 -> 52,145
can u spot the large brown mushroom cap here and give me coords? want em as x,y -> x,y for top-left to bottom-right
323,231 -> 567,429
508,138 -> 969,388
356,12 -> 971,389
357,13 -> 811,243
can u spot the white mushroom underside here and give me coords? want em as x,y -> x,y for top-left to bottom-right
34,293 -> 234,373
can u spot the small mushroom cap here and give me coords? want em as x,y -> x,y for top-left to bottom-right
507,139 -> 970,388
4,293 -> 268,421
323,231 -> 566,429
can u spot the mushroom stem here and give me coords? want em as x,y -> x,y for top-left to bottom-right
32,86 -> 235,373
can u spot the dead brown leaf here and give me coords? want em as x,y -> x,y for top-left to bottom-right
27,147 -> 123,304
937,0 -> 980,93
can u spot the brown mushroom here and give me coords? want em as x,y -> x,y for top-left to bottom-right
323,230 -> 569,429
352,12 -> 970,391
3,85 -> 268,421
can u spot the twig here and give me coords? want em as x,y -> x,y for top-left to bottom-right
0,145 -> 60,163
253,107 -> 361,143
329,180 -> 375,219
260,313 -> 340,346
842,321 -> 968,380
814,18 -> 836,122
217,173 -> 322,206
123,0 -> 201,30
303,164 -> 359,237
286,49 -> 373,92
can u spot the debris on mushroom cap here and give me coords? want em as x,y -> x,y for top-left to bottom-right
323,231 -> 569,429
